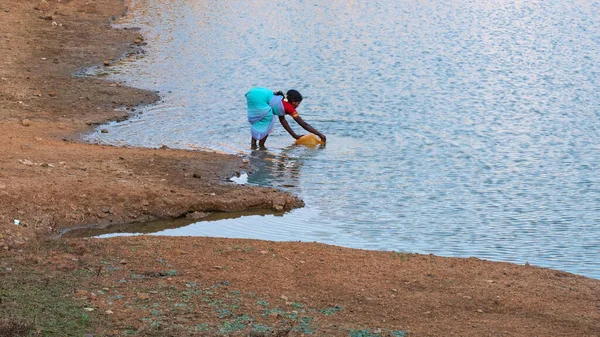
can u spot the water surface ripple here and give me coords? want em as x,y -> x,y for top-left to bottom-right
84,0 -> 600,279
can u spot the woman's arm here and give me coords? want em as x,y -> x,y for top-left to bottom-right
278,116 -> 302,139
293,115 -> 326,143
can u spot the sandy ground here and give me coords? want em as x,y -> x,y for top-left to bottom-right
0,1 -> 598,336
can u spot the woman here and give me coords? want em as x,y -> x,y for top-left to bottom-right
246,87 -> 326,148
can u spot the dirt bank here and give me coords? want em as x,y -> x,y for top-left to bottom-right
0,1 -> 598,336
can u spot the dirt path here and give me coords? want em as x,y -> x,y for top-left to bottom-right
0,1 -> 598,336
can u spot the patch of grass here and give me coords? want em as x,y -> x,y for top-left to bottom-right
349,330 -> 382,337
0,318 -> 32,337
220,314 -> 251,334
194,323 -> 210,331
320,305 -> 343,315
163,269 -> 177,276
0,268 -> 98,336
390,251 -> 411,261
232,245 -> 255,252
348,329 -> 409,337
252,323 -> 273,333
292,316 -> 315,334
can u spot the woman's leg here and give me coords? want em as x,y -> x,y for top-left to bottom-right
258,135 -> 268,148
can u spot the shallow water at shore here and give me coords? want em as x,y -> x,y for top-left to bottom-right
82,0 -> 600,279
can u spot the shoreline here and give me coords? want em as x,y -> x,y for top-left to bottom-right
0,0 -> 303,241
0,1 -> 598,336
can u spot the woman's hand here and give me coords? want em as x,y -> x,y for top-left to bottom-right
318,134 -> 326,143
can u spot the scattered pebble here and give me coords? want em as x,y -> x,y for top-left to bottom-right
137,293 -> 150,300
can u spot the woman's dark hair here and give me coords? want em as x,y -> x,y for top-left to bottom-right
273,90 -> 285,96
286,89 -> 303,103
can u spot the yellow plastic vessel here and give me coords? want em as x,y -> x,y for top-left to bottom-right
295,134 -> 324,146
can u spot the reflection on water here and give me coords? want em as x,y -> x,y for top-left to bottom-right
247,144 -> 324,189
60,209 -> 283,239
81,0 -> 600,279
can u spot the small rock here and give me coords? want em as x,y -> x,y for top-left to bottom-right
75,290 -> 89,297
259,250 -> 268,254
105,310 -> 114,315
83,307 -> 95,312
137,293 -> 150,300
280,295 -> 288,301
477,309 -> 484,313
185,211 -> 209,220
100,129 -> 109,133
103,60 -> 110,66
272,197 -> 286,211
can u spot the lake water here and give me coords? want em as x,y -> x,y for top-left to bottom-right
82,0 -> 600,279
